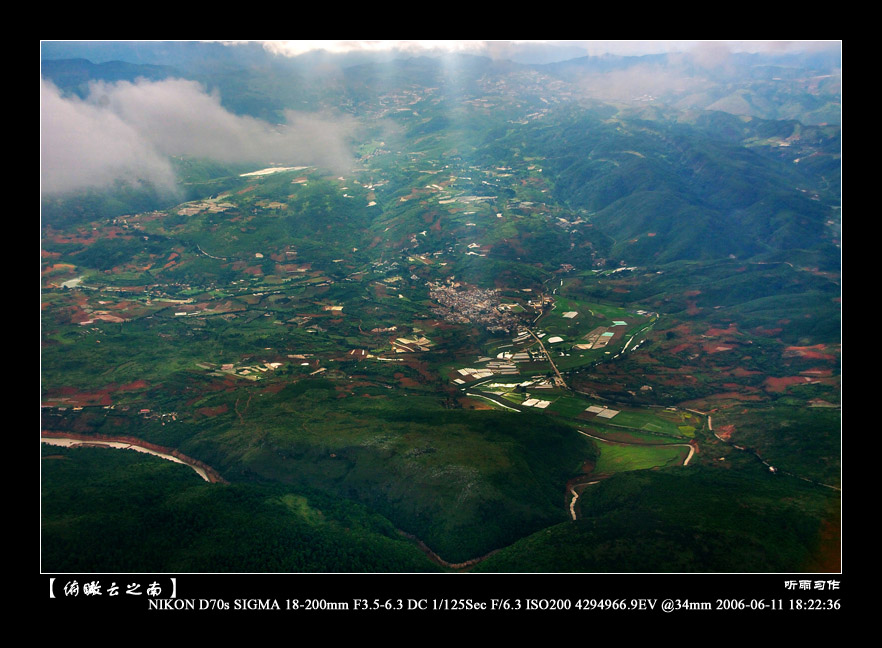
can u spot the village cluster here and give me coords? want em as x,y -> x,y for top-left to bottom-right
428,281 -> 530,333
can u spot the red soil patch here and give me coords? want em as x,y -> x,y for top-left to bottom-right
118,380 -> 149,391
87,313 -> 129,324
764,376 -> 813,392
45,227 -> 132,247
730,367 -> 762,377
707,392 -> 764,402
716,424 -> 736,441
705,323 -> 739,337
43,389 -> 114,407
189,376 -> 240,396
784,345 -> 837,361
459,397 -> 493,410
654,373 -> 700,386
42,262 -> 76,276
399,359 -> 435,383
400,188 -> 427,202
704,342 -> 737,354
197,404 -> 229,418
396,375 -> 422,389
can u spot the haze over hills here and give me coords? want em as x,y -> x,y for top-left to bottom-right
41,40 -> 841,122
40,41 -> 841,576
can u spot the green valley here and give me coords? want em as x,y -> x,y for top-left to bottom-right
41,40 -> 841,575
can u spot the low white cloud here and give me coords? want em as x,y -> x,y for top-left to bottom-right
258,40 -> 488,58
252,39 -> 841,63
41,78 -> 178,195
571,62 -> 705,103
41,76 -> 357,196
687,41 -> 735,70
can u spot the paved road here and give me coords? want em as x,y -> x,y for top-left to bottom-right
528,329 -> 567,388
42,436 -> 212,482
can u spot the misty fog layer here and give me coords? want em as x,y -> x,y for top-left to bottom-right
40,77 -> 357,196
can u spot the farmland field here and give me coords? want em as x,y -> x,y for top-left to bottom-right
591,438 -> 691,474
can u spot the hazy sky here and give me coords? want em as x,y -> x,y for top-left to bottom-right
256,39 -> 840,61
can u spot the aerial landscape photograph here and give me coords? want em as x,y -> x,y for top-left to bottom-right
40,39 -> 842,617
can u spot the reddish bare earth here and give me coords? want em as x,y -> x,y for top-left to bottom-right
118,380 -> 149,391
395,373 -> 422,389
706,391 -> 764,402
784,344 -> 838,361
197,404 -> 229,418
459,397 -> 494,410
705,323 -> 740,337
730,367 -> 762,377
752,327 -> 784,337
43,387 -> 113,407
764,376 -> 815,392
43,226 -> 131,246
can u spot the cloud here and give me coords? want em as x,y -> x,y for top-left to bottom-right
253,40 -> 732,61
687,41 -> 735,70
245,39 -> 842,65
41,78 -> 178,195
258,40 -> 487,58
570,62 -> 705,102
41,77 -> 357,196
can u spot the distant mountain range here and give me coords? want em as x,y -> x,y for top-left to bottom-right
41,41 -> 841,125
